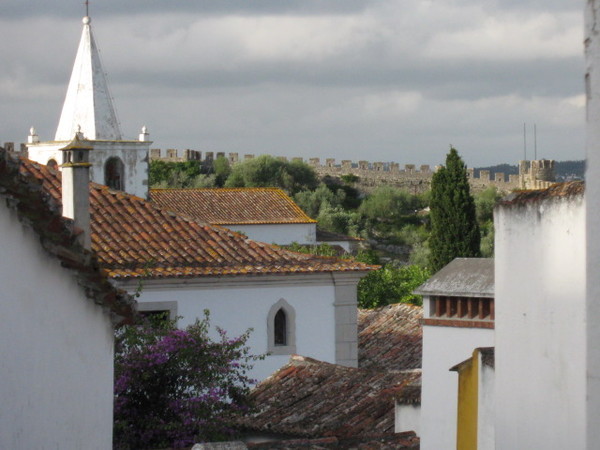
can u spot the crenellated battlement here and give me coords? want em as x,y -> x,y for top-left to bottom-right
147,148 -> 553,193
5,143 -> 555,194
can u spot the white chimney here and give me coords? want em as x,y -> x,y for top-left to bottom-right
60,135 -> 92,250
28,126 -> 39,144
139,125 -> 149,142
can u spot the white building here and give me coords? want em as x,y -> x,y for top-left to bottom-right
0,146 -> 134,449
21,13 -> 374,383
26,15 -> 150,199
415,258 -> 495,450
494,182 -> 586,448
150,187 -> 362,251
150,187 -> 318,245
24,154 -> 372,382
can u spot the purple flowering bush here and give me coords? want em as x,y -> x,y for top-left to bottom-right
113,311 -> 257,449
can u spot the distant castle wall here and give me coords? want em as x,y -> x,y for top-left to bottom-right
126,148 -> 557,194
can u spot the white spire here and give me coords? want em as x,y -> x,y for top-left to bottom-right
55,15 -> 122,141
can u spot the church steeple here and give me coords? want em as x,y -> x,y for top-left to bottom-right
55,14 -> 122,141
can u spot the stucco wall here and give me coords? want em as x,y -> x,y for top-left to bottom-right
229,223 -> 316,246
395,403 -> 420,436
27,139 -> 150,199
477,362 -> 494,450
495,195 -> 586,449
420,322 -> 494,450
133,277 -> 338,381
586,2 -> 600,445
0,206 -> 114,449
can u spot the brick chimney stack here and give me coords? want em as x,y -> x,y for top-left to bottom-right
60,134 -> 92,250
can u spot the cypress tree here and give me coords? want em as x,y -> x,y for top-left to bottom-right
429,147 -> 481,272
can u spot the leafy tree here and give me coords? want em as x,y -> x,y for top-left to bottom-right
474,186 -> 502,225
149,160 -> 215,189
225,155 -> 318,195
113,312 -> 257,449
357,263 -> 430,308
359,186 -> 417,221
429,148 -> 481,272
316,203 -> 360,236
294,184 -> 345,218
474,186 -> 502,257
213,156 -> 232,187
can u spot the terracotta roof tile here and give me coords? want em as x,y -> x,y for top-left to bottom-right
238,304 -> 423,439
358,303 -> 423,372
150,188 -> 316,225
245,432 -> 420,449
0,148 -> 134,323
238,355 -> 421,439
19,158 -> 374,279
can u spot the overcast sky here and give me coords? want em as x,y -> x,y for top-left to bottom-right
0,0 -> 585,167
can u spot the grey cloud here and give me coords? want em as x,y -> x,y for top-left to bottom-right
2,0 -> 376,19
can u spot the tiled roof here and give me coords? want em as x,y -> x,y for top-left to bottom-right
19,158 -> 373,279
245,431 -> 420,449
499,181 -> 584,206
150,188 -> 316,225
358,303 -> 423,372
414,257 -> 494,298
0,148 -> 134,323
238,355 -> 421,440
237,304 -> 423,441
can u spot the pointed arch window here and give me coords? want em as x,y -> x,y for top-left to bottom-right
274,309 -> 287,346
267,299 -> 296,355
105,157 -> 124,191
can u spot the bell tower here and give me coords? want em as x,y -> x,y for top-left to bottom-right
26,12 -> 151,199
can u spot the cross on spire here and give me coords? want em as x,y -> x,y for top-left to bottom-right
84,0 -> 89,17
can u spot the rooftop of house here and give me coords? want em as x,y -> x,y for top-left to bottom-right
19,157 -> 374,280
237,303 -> 423,443
238,355 -> 421,440
499,181 -> 584,207
0,147 -> 134,323
414,257 -> 494,298
358,303 -> 422,372
150,187 -> 316,225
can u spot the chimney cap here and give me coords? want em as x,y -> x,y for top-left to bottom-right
60,134 -> 93,152
60,134 -> 93,167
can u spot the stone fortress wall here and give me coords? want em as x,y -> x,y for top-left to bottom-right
3,142 -> 554,194
149,148 -> 556,194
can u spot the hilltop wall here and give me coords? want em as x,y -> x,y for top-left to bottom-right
3,142 -> 553,194
149,148 -> 555,193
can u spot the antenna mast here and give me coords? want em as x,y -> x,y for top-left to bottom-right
523,123 -> 527,160
534,123 -> 537,160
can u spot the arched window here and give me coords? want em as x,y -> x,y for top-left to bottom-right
47,159 -> 58,170
274,309 -> 287,346
267,299 -> 296,355
105,157 -> 124,191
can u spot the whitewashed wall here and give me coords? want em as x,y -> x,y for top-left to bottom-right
132,277 -> 338,382
495,195 -> 585,449
477,359 -> 494,450
395,403 -> 420,436
229,223 -> 316,246
27,139 -> 150,199
420,322 -> 494,450
0,206 -> 114,449
586,2 -> 600,446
